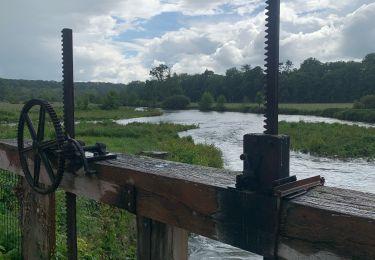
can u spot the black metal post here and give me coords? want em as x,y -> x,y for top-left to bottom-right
62,28 -> 78,260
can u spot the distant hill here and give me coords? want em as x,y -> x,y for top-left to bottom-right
0,78 -> 126,103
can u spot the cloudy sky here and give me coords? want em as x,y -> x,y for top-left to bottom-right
0,0 -> 374,83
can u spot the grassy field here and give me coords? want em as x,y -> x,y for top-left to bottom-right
0,102 -> 162,123
0,106 -> 223,259
278,103 -> 352,111
188,102 -> 352,111
188,102 -> 375,123
280,121 -> 375,159
188,102 -> 357,116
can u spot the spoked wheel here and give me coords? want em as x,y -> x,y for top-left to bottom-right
17,99 -> 65,194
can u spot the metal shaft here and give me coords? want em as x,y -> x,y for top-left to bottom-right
264,0 -> 280,135
62,28 -> 78,260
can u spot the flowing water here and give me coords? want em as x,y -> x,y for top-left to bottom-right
117,110 -> 375,259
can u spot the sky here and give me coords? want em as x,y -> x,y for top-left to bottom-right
0,0 -> 375,83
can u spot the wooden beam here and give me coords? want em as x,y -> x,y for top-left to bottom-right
20,179 -> 56,259
0,139 -> 374,258
278,187 -> 375,259
136,216 -> 188,260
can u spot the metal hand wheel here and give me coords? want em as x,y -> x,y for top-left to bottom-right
17,99 -> 65,194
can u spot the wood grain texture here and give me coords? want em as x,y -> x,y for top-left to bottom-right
0,139 -> 374,258
136,216 -> 188,260
278,186 -> 375,259
21,179 -> 55,259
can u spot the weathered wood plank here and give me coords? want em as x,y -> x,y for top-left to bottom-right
278,186 -> 375,259
0,139 -> 374,258
136,216 -> 188,260
21,179 -> 56,259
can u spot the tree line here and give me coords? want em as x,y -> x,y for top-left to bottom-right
0,53 -> 374,106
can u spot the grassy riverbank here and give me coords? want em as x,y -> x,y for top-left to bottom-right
0,102 -> 162,123
188,102 -> 375,124
188,102 -> 352,112
0,106 -> 223,258
280,121 -> 375,159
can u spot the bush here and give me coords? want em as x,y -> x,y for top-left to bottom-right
76,95 -> 89,110
353,100 -> 365,109
199,92 -> 214,111
100,91 -> 121,110
215,95 -> 226,111
254,91 -> 265,108
353,95 -> 375,108
162,95 -> 190,109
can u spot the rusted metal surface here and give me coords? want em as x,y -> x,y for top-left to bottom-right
62,28 -> 75,138
273,175 -> 324,198
17,99 -> 65,194
237,134 -> 290,191
264,0 -> 280,135
1,140 -> 373,258
62,28 -> 78,260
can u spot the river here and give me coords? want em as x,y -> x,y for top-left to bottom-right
116,110 -> 375,259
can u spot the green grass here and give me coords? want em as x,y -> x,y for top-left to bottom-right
0,102 -> 162,123
188,102 -> 375,123
188,102 -> 355,116
280,121 -> 375,159
55,191 -> 137,259
0,170 -> 21,260
188,102 -> 352,111
76,121 -> 222,168
74,106 -> 162,121
278,103 -> 352,110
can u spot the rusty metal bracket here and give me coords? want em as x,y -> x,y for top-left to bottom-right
122,184 -> 136,214
273,175 -> 325,199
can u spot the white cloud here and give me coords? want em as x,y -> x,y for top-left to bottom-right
0,0 -> 374,83
340,3 -> 375,59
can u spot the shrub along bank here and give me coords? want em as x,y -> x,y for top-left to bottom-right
279,121 -> 375,159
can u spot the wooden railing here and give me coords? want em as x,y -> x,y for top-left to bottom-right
0,139 -> 374,259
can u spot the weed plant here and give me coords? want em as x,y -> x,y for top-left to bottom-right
280,121 -> 375,159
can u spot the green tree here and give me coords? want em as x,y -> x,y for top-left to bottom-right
100,91 -> 121,110
199,92 -> 214,111
149,64 -> 171,81
254,91 -> 265,108
76,94 -> 89,110
359,95 -> 375,109
162,95 -> 190,109
215,95 -> 226,111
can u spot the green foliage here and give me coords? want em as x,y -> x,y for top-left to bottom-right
254,91 -> 264,108
333,109 -> 375,123
76,94 -> 89,110
55,192 -> 136,259
280,121 -> 375,159
149,64 -> 170,81
199,92 -> 214,111
1,52 -> 375,106
353,100 -> 365,109
354,95 -> 375,108
215,95 -> 226,111
0,170 -> 21,260
160,136 -> 223,168
162,95 -> 190,109
100,91 -> 121,110
0,102 -> 162,123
